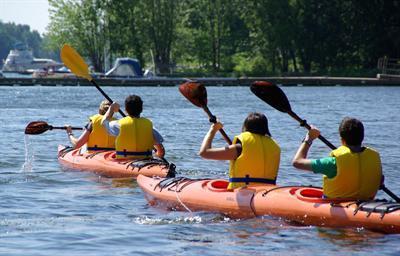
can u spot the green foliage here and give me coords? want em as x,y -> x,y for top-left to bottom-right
47,0 -> 110,71
232,53 -> 272,77
2,0 -> 399,76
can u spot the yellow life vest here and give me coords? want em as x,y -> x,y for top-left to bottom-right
86,114 -> 116,151
228,131 -> 281,189
115,116 -> 154,159
323,145 -> 382,200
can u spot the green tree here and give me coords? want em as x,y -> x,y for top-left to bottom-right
103,0 -> 147,69
176,0 -> 249,74
139,0 -> 180,74
346,0 -> 400,69
48,0 -> 108,72
41,0 -> 400,76
242,0 -> 298,74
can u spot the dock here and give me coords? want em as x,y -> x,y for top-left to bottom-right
1,76 -> 400,86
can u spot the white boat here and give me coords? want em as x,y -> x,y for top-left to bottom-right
2,43 -> 63,73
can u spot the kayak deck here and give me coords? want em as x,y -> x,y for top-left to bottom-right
58,145 -> 176,178
138,175 -> 400,233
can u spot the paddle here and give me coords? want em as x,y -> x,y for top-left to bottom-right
250,80 -> 400,202
250,81 -> 335,149
25,121 -> 82,135
179,82 -> 232,144
60,44 -> 126,117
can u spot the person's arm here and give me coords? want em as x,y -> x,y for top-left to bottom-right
101,102 -> 119,126
199,121 -> 239,160
65,124 -> 90,148
101,102 -> 121,136
292,126 -> 321,171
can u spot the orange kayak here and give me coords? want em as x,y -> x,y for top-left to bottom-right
58,145 -> 176,178
138,175 -> 400,233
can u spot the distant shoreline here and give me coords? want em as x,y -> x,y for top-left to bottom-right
1,76 -> 400,86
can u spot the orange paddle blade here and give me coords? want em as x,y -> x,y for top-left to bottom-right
179,82 -> 208,108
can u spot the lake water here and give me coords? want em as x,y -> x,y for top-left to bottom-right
0,85 -> 399,255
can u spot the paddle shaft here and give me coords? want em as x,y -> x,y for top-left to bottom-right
381,186 -> 400,202
90,80 -> 126,117
61,45 -> 125,117
287,110 -> 336,150
51,126 -> 83,131
202,105 -> 232,145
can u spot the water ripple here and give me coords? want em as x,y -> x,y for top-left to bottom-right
0,86 -> 399,255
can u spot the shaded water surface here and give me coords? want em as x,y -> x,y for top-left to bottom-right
0,86 -> 399,255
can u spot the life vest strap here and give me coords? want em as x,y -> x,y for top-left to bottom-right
116,150 -> 152,156
229,177 -> 276,185
87,147 -> 115,151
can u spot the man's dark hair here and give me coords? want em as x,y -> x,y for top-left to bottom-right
339,117 -> 364,146
125,95 -> 143,117
242,112 -> 271,136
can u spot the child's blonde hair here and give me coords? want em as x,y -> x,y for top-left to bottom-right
99,100 -> 111,115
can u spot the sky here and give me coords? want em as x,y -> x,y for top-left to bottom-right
0,0 -> 50,35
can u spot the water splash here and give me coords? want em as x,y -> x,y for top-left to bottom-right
133,213 -> 231,225
21,135 -> 34,172
134,215 -> 204,225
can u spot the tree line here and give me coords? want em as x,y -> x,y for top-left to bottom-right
2,1 -> 400,76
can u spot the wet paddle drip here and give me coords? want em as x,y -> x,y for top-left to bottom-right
21,135 -> 34,172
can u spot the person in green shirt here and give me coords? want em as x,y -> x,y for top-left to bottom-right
292,117 -> 382,200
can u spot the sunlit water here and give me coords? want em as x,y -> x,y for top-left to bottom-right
0,85 -> 399,255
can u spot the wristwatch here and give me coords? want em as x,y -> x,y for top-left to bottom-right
302,137 -> 312,146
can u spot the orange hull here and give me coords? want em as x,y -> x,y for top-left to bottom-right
58,145 -> 175,178
138,175 -> 400,233
138,175 -> 267,218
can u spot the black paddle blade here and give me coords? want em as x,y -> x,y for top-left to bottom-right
250,81 -> 292,113
179,82 -> 208,108
25,121 -> 51,135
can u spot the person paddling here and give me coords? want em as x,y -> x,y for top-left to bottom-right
65,100 -> 116,151
101,94 -> 165,159
199,112 -> 281,189
292,117 -> 382,200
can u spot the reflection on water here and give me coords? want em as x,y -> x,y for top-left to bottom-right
110,178 -> 137,188
316,227 -> 384,247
